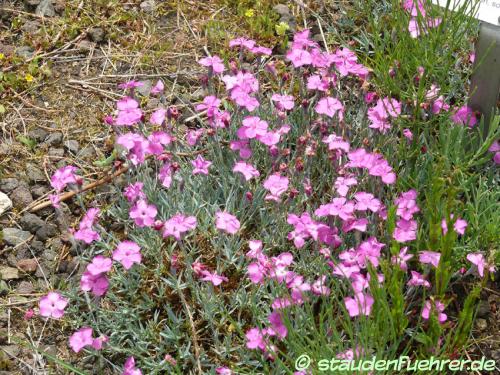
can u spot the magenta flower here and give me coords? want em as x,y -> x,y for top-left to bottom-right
158,162 -> 174,188
116,133 -> 149,165
452,105 -> 477,127
311,275 -> 331,296
263,173 -> 289,202
39,292 -> 68,319
49,194 -> 60,208
237,116 -> 268,139
233,161 -> 260,181
393,219 -> 417,243
195,95 -> 221,116
162,214 -> 197,240
354,192 -> 381,213
247,262 -> 267,284
334,176 -> 357,197
230,140 -> 252,159
191,155 -> 212,175
87,256 -> 112,276
307,74 -> 330,92
286,48 -> 312,67
115,97 -> 143,126
229,37 -> 256,50
129,199 -> 157,227
113,241 -> 142,270
344,292 -> 374,317
123,356 -> 142,375
315,97 -> 344,120
407,271 -> 431,288
215,367 -> 232,375
315,198 -> 355,221
466,253 -> 487,277
118,80 -> 143,89
124,182 -> 146,203
391,246 -> 413,271
268,311 -> 288,339
150,80 -> 164,95
419,250 -> 441,268
147,131 -> 172,155
198,55 -> 225,74
150,108 -> 166,125
250,45 -> 272,56
199,270 -> 228,286
403,0 -> 426,17
215,211 -> 240,235
80,272 -> 109,296
441,215 -> 468,235
186,129 -> 204,146
69,327 -> 94,353
271,94 -> 295,111
322,134 -> 350,152
395,190 -> 420,220
422,299 -> 447,323
74,208 -> 101,244
245,328 -> 267,350
50,166 -> 79,192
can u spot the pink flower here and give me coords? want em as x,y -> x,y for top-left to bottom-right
39,292 -> 68,319
80,272 -> 109,296
368,98 -> 401,133
215,211 -> 240,235
422,299 -> 447,323
24,309 -> 34,320
147,131 -> 172,154
49,194 -> 60,208
315,198 -> 355,221
195,95 -> 221,117
344,292 -> 374,317
419,250 -> 441,268
391,246 -> 413,271
118,80 -> 143,89
312,275 -> 330,296
116,133 -> 149,165
150,108 -> 166,125
286,48 -> 312,67
216,367 -> 232,375
200,270 -> 228,286
198,55 -> 225,74
315,97 -> 344,120
442,215 -> 468,236
158,162 -> 174,188
432,95 -> 450,114
124,182 -> 146,203
50,166 -> 79,192
123,356 -> 142,375
91,335 -> 108,350
69,327 -> 93,353
395,190 -> 420,220
271,94 -> 295,111
164,354 -> 177,366
191,155 -> 212,175
74,208 -> 101,244
466,253 -> 487,277
237,116 -> 268,139
393,219 -> 417,243
115,97 -> 143,126
354,192 -> 381,213
229,37 -> 256,50
263,173 -> 289,202
129,199 -> 157,227
230,140 -> 252,159
162,214 -> 197,240
87,255 -> 112,276
150,80 -> 164,95
268,311 -> 288,339
408,271 -> 431,288
334,176 -> 357,197
322,134 -> 350,152
307,75 -> 330,92
452,105 -> 477,127
233,161 -> 260,181
247,262 -> 267,284
113,241 -> 142,270
186,129 -> 204,146
403,0 -> 426,17
403,129 -> 413,140
245,328 -> 267,350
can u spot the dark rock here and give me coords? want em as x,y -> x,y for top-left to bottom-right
27,128 -> 48,142
31,185 -> 49,198
88,27 -> 105,43
0,280 -> 8,297
16,281 -> 34,294
0,178 -> 20,193
48,148 -> 64,158
16,259 -> 38,273
2,228 -> 32,246
273,4 -> 290,16
0,267 -> 20,280
16,46 -> 35,59
35,223 -> 58,241
76,40 -> 95,51
24,0 -> 42,6
35,262 -> 50,278
30,240 -> 45,254
10,186 -> 33,208
136,80 -> 152,96
78,145 -> 96,159
21,20 -> 41,34
476,300 -> 491,318
140,0 -> 155,13
44,132 -> 62,146
64,140 -> 79,154
26,164 -> 46,183
20,213 -> 45,233
35,0 -> 56,17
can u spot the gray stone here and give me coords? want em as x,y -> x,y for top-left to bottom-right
0,192 -> 12,216
0,178 -> 20,193
16,46 -> 35,59
63,139 -> 79,154
48,148 -> 64,158
10,186 -> 33,208
16,259 -> 38,273
88,27 -> 105,43
26,164 -> 46,183
78,145 -> 96,159
24,0 -> 42,6
16,281 -> 34,294
35,0 -> 56,17
20,213 -> 45,233
30,240 -> 45,254
21,20 -> 41,34
76,40 -> 95,51
140,0 -> 155,13
476,318 -> 487,331
273,4 -> 290,16
2,228 -> 32,246
31,185 -> 49,198
43,248 -> 57,262
476,300 -> 490,318
136,80 -> 152,96
27,128 -> 48,142
35,223 -> 58,241
44,132 -> 62,146
0,267 -> 20,280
